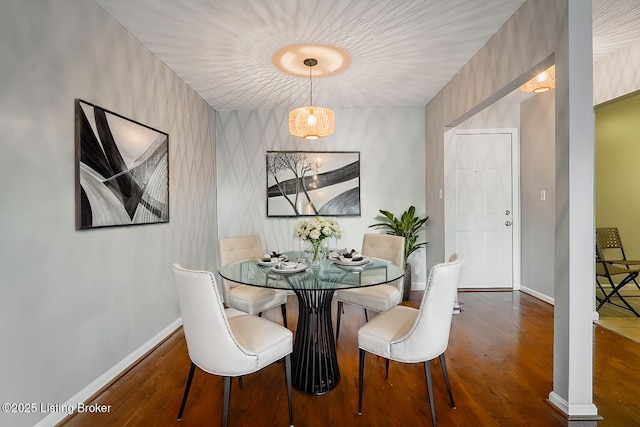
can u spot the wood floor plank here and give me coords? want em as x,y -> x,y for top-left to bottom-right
61,291 -> 640,426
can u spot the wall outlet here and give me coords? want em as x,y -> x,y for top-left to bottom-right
540,190 -> 546,201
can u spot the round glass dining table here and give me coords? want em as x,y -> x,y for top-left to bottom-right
219,251 -> 404,395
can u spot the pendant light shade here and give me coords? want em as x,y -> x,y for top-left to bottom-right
289,106 -> 335,139
520,64 -> 555,93
289,58 -> 335,139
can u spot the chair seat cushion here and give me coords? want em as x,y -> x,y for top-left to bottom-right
336,284 -> 401,313
228,285 -> 288,315
229,315 -> 293,371
358,305 -> 418,359
224,307 -> 247,319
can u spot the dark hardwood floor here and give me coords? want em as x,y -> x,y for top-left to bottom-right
61,291 -> 640,426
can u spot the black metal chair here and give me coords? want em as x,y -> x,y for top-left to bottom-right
596,227 -> 640,290
595,241 -> 640,316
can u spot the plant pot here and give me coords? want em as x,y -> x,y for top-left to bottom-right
403,262 -> 412,301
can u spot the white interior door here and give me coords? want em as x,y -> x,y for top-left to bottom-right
444,129 -> 518,289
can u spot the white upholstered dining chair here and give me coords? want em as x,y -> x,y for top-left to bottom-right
171,263 -> 294,427
219,234 -> 289,327
357,254 -> 462,427
335,233 -> 405,339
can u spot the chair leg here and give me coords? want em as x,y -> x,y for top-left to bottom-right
284,354 -> 294,426
424,360 -> 437,427
336,301 -> 343,339
631,274 -> 640,291
177,362 -> 196,421
358,348 -> 365,415
622,259 -> 640,290
385,358 -> 390,380
364,308 -> 368,322
616,274 -> 640,316
222,376 -> 232,427
281,304 -> 288,328
595,278 -> 607,303
439,354 -> 456,409
597,273 -> 640,316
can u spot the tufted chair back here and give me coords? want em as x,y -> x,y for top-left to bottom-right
390,254 -> 462,362
172,263 -> 260,376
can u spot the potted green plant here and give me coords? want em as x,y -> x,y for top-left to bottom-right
369,206 -> 428,300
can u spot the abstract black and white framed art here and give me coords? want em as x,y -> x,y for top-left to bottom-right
75,99 -> 169,229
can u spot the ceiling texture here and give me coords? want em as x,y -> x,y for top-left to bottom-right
95,0 -> 640,111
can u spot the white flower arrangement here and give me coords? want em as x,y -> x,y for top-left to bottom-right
294,217 -> 342,243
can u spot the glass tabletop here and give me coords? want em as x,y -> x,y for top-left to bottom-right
219,251 -> 404,291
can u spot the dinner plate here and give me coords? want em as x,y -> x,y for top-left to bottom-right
270,263 -> 309,274
257,255 -> 288,266
332,257 -> 370,266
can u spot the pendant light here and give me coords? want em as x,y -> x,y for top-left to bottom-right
289,58 -> 335,139
520,65 -> 556,93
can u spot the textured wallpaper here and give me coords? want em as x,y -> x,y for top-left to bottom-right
216,107 -> 428,285
594,39 -> 640,105
457,102 -> 520,129
0,1 -> 216,426
426,0 -> 563,271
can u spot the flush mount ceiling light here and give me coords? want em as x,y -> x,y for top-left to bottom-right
272,43 -> 351,78
520,64 -> 556,93
288,57 -> 335,139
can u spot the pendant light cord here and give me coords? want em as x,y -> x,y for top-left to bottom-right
309,62 -> 313,107
303,57 -> 318,108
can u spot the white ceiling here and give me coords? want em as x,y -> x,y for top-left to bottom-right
95,0 -> 640,111
593,0 -> 640,62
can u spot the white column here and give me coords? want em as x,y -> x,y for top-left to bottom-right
549,0 -> 598,418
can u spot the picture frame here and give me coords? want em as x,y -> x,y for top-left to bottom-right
266,151 -> 360,217
75,99 -> 169,229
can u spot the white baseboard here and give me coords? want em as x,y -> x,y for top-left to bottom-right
548,391 -> 600,418
34,318 -> 182,427
520,286 -> 606,321
520,286 -> 554,305
548,391 -> 569,415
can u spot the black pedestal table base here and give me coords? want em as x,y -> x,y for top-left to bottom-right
290,288 -> 339,394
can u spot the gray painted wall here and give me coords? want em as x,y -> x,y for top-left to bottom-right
520,90 -> 556,300
216,107 -> 428,286
0,1 -> 217,425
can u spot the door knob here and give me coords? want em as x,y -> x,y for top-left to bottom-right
505,221 -> 512,226
505,209 -> 511,215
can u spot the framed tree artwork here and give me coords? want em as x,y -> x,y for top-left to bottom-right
75,99 -> 169,229
266,151 -> 360,217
